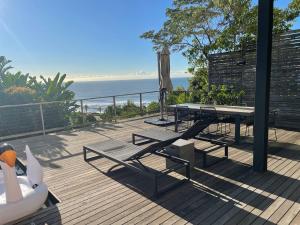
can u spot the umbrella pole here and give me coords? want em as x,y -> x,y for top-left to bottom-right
160,89 -> 165,121
157,52 -> 164,121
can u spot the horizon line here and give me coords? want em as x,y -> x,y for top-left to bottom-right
64,74 -> 192,82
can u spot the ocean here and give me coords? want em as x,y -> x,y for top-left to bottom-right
69,77 -> 189,110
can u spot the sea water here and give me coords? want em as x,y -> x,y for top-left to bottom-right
69,77 -> 189,111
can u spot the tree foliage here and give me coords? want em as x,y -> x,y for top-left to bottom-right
141,0 -> 300,104
33,73 -> 75,102
0,56 -> 76,105
141,0 -> 300,69
0,56 -> 78,132
0,56 -> 13,79
100,100 -> 145,121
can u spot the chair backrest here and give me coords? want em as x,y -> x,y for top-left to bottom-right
176,105 -> 190,120
127,138 -> 176,161
269,109 -> 279,126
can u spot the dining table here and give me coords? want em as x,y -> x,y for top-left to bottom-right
168,103 -> 255,144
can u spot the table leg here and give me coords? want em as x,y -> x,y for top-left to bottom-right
235,115 -> 241,144
175,108 -> 178,132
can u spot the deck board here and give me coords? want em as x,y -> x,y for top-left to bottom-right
5,118 -> 300,225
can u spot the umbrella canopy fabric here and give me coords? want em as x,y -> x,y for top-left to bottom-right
144,46 -> 175,125
159,47 -> 173,92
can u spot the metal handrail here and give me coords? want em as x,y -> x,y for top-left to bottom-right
0,90 -> 163,140
0,89 -> 196,140
0,90 -> 160,109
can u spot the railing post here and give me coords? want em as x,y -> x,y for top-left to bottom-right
39,103 -> 46,136
113,96 -> 117,119
139,93 -> 143,115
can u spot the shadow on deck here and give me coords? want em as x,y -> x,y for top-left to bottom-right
6,118 -> 300,225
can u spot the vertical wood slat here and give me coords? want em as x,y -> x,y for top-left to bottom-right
208,29 -> 300,130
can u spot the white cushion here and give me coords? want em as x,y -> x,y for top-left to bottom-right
25,145 -> 43,186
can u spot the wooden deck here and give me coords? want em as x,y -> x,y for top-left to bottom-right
6,117 -> 300,225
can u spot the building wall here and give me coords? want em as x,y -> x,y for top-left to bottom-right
208,30 -> 300,130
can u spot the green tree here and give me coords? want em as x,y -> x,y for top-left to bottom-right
141,0 -> 300,70
166,86 -> 190,105
0,56 -> 13,80
35,73 -> 75,102
33,73 -> 78,128
188,68 -> 209,103
0,57 -> 37,105
1,72 -> 34,89
0,56 -> 79,135
141,0 -> 300,105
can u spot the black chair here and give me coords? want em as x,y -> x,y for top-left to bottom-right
216,115 -> 235,135
245,116 -> 254,136
165,106 -> 175,120
175,105 -> 191,132
245,109 -> 279,141
216,103 -> 248,135
268,109 -> 279,141
198,106 -> 218,134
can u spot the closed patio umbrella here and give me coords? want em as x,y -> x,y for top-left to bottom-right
159,47 -> 173,120
145,46 -> 174,126
159,47 -> 173,92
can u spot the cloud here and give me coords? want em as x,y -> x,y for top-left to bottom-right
135,70 -> 148,76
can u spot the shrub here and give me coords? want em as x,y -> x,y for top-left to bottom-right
86,114 -> 97,123
146,101 -> 160,113
2,86 -> 35,105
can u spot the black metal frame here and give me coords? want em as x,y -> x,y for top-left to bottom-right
193,136 -> 228,168
132,130 -> 229,168
133,116 -> 215,146
83,145 -> 190,197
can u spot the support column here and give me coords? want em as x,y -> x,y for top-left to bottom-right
253,0 -> 274,172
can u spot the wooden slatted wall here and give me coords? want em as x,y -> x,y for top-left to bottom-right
208,30 -> 300,130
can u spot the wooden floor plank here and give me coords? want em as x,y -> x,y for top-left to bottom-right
6,118 -> 299,225
123,150 -> 251,225
178,152 -> 294,225
290,211 -> 300,225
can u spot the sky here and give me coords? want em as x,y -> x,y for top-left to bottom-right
0,0 -> 299,81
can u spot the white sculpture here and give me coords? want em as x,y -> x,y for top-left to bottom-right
0,144 -> 48,225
